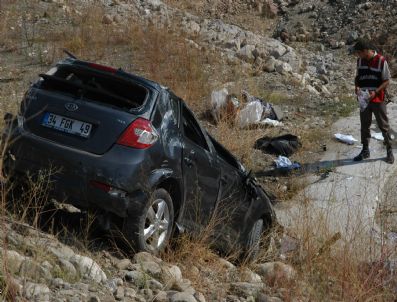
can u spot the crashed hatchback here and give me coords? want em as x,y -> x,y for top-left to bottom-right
3,57 -> 276,258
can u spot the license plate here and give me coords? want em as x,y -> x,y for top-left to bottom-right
42,112 -> 92,138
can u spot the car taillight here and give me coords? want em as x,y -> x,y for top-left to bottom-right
117,118 -> 159,149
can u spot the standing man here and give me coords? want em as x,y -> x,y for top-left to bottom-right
352,38 -> 394,164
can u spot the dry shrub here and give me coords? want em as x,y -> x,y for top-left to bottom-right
125,23 -> 214,112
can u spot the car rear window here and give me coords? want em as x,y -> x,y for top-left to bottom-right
38,65 -> 148,111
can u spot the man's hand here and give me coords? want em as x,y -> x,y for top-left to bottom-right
355,87 -> 360,95
369,90 -> 377,100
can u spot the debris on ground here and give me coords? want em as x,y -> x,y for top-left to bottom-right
334,133 -> 358,145
274,156 -> 301,171
238,90 -> 281,128
254,134 -> 301,156
371,132 -> 384,141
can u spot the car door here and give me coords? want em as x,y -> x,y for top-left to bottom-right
208,135 -> 250,249
180,103 -> 220,229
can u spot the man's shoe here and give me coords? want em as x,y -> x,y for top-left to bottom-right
386,149 -> 394,164
353,149 -> 370,161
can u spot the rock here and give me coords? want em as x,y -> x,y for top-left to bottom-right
70,255 -> 107,283
134,252 -> 162,264
318,74 -> 330,84
107,277 -> 124,294
59,259 -> 78,277
147,278 -> 164,290
115,286 -> 124,300
51,278 -> 65,289
116,258 -> 133,270
184,20 -> 201,36
262,0 -> 278,18
23,282 -> 50,301
218,258 -> 236,270
170,292 -> 198,302
347,31 -> 358,44
254,262 -> 296,286
132,261 -> 162,280
125,270 -> 147,287
102,14 -> 113,24
270,46 -> 287,59
20,259 -> 52,281
237,45 -> 256,63
161,264 -> 183,286
49,246 -> 75,261
194,292 -> 206,302
239,268 -> 262,283
275,62 -> 292,75
306,85 -> 320,95
257,293 -> 283,302
230,282 -> 264,297
89,295 -> 101,302
155,290 -> 169,302
173,279 -> 195,294
279,48 -> 301,71
3,250 -> 26,274
124,287 -> 137,298
263,57 -> 276,72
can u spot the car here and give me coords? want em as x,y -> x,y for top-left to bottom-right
3,56 -> 276,259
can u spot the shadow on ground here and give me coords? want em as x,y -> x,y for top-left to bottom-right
255,157 -> 387,177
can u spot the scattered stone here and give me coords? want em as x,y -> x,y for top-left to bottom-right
170,292 -> 198,302
230,282 -> 264,297
3,250 -> 26,274
20,259 -> 52,281
114,286 -> 124,300
70,255 -> 107,283
102,14 -> 113,24
254,262 -> 296,286
23,282 -> 50,301
116,258 -> 133,270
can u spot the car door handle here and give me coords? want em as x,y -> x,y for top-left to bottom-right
184,157 -> 193,167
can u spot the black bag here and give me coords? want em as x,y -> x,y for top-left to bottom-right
254,134 -> 301,157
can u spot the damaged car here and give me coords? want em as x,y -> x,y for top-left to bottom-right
3,57 -> 276,259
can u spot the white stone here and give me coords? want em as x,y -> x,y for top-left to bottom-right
70,255 -> 107,283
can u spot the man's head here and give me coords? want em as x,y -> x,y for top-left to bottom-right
352,38 -> 375,60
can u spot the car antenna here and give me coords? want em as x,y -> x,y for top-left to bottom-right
63,49 -> 78,59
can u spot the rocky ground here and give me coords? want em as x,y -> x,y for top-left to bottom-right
1,0 -> 397,301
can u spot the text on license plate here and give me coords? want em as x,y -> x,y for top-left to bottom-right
42,112 -> 92,138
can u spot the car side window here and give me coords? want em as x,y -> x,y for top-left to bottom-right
182,104 -> 209,151
152,92 -> 180,129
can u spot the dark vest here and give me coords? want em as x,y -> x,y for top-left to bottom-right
356,53 -> 385,90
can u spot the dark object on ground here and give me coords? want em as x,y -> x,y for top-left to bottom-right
254,134 -> 301,156
2,57 -> 276,260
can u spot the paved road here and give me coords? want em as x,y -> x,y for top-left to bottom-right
275,103 -> 397,256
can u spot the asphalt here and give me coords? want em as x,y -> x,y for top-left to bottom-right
275,102 -> 397,255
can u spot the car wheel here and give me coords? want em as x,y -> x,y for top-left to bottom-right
123,188 -> 174,254
243,218 -> 264,261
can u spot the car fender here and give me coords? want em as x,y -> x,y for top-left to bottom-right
148,168 -> 175,188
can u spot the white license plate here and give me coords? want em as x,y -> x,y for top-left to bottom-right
42,112 -> 92,138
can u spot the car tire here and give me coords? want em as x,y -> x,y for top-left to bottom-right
243,218 -> 264,262
123,188 -> 174,254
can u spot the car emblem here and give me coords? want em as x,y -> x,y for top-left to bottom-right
65,103 -> 79,111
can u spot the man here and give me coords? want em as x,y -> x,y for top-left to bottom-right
352,38 -> 394,164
